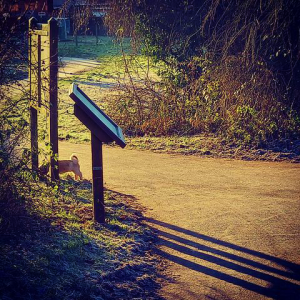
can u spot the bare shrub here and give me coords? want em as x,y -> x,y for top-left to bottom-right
105,0 -> 300,144
0,4 -> 37,234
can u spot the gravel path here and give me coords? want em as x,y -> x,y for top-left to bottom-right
59,141 -> 300,300
58,57 -> 101,78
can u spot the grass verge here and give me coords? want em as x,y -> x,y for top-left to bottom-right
126,135 -> 300,162
0,177 -> 163,300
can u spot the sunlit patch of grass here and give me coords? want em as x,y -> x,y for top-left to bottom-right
126,135 -> 210,155
56,35 -> 162,145
58,36 -> 131,60
56,54 -> 162,145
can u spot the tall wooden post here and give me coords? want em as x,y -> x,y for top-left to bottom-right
29,18 -> 59,180
48,18 -> 59,181
29,17 -> 39,171
95,22 -> 98,45
91,133 -> 105,223
30,107 -> 38,170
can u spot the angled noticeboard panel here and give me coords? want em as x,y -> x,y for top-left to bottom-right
69,83 -> 126,148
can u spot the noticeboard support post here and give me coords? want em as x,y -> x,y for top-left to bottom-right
91,133 -> 105,223
69,83 -> 126,223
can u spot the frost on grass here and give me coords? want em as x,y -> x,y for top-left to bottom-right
0,179 -> 163,300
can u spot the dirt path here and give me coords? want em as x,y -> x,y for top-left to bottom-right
58,57 -> 101,78
59,141 -> 300,300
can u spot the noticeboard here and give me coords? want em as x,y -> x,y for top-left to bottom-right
69,83 -> 126,148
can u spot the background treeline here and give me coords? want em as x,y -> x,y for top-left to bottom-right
105,0 -> 300,146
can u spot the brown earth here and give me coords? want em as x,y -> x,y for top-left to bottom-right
59,141 -> 300,300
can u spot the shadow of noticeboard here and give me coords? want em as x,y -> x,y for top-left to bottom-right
69,83 -> 126,223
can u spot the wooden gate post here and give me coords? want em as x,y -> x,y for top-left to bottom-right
91,133 -> 105,223
29,17 -> 59,180
48,18 -> 59,181
29,17 -> 39,171
30,107 -> 38,170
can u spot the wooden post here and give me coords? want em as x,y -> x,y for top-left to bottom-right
29,18 -> 41,109
91,133 -> 105,223
75,32 -> 78,46
29,18 -> 59,179
29,18 -> 39,171
30,107 -> 38,170
95,21 -> 98,45
37,34 -> 41,108
48,18 -> 59,181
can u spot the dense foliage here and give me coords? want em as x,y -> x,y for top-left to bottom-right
105,0 -> 300,145
0,5 -> 31,232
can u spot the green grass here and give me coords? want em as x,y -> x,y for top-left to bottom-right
0,178 -> 162,300
57,36 -> 162,144
59,35 -> 131,60
0,78 -> 163,295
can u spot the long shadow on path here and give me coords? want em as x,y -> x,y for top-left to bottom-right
147,218 -> 300,299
